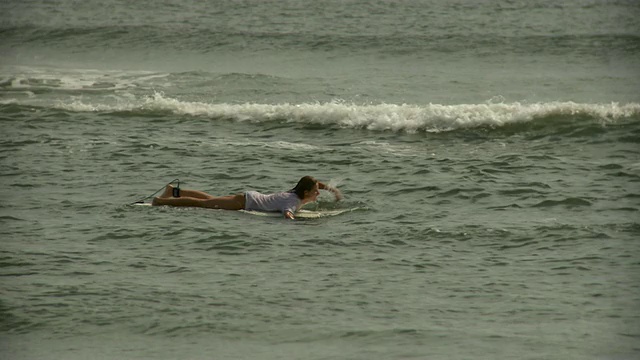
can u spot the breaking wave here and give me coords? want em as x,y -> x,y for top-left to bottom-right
50,93 -> 640,133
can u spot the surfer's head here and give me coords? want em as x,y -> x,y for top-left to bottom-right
291,176 -> 320,201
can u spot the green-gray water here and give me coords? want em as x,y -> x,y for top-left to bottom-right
1,1 -> 639,359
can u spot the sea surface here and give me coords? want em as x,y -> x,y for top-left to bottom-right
1,1 -> 639,359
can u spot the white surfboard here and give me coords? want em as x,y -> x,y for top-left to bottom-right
132,203 -> 354,219
240,209 -> 352,219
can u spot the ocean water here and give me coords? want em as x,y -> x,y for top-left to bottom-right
1,0 -> 639,359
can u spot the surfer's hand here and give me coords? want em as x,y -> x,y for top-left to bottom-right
333,188 -> 343,201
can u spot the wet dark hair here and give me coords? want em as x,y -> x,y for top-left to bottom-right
291,176 -> 317,199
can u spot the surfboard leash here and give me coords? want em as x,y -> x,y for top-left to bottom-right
130,178 -> 180,205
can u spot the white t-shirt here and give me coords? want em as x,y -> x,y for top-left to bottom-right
244,191 -> 301,214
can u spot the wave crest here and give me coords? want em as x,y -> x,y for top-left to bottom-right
55,93 -> 640,133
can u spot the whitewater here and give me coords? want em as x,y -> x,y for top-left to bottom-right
17,92 -> 638,133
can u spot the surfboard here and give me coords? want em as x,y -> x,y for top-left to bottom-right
132,203 -> 353,219
240,209 -> 351,219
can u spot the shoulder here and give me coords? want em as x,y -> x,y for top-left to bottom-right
284,191 -> 301,202
271,191 -> 299,200
277,192 -> 301,210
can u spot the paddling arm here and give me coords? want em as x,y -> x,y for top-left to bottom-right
318,182 -> 343,201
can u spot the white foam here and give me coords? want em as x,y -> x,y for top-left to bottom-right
2,65 -> 165,93
212,139 -> 328,151
266,141 -> 327,151
353,141 -> 419,157
53,92 -> 640,132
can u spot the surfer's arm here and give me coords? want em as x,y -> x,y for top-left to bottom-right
318,182 -> 343,201
284,211 -> 295,220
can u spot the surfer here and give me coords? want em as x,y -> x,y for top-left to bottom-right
151,176 -> 343,219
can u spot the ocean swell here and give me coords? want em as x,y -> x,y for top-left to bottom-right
51,93 -> 640,134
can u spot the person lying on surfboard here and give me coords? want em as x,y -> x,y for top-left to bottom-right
152,176 -> 343,219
